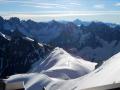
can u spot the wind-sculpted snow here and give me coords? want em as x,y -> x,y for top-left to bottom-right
6,47 -> 97,90
51,52 -> 120,90
30,47 -> 97,79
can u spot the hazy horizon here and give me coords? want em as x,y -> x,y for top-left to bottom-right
0,0 -> 120,24
1,16 -> 120,25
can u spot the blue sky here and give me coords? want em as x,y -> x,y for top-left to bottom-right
0,0 -> 120,23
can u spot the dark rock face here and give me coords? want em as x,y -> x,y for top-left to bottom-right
0,29 -> 53,78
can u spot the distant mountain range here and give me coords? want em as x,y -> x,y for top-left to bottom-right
0,16 -> 120,77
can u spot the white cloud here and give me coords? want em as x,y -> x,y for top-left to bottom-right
69,2 -> 81,6
0,11 -> 119,24
21,4 -> 53,9
1,13 -> 99,19
0,0 -> 68,9
94,4 -> 105,9
115,2 -> 120,6
21,4 -> 68,9
1,11 -> 120,20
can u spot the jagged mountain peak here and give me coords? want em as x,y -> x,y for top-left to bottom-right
0,30 -> 53,78
73,19 -> 82,23
0,16 -> 120,71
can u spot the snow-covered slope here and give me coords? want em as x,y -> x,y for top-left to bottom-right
30,47 -> 97,79
6,47 -> 97,90
52,52 -> 120,90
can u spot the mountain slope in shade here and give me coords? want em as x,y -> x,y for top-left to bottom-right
1,16 -> 120,64
6,47 -> 97,90
0,30 -> 53,78
52,52 -> 120,90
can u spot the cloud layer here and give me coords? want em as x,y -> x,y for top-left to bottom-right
1,11 -> 120,19
0,0 -> 120,23
94,4 -> 105,9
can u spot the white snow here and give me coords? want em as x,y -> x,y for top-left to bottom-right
30,47 -> 97,79
52,51 -> 120,90
0,32 -> 11,40
23,37 -> 34,42
6,47 -> 97,90
38,43 -> 44,47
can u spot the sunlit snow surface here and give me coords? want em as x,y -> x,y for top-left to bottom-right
6,47 -> 97,90
52,52 -> 120,90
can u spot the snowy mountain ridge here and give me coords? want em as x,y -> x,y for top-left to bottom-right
6,48 -> 120,90
1,16 -> 120,90
6,47 -> 97,90
30,47 -> 97,79
1,16 -> 120,63
48,51 -> 120,90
